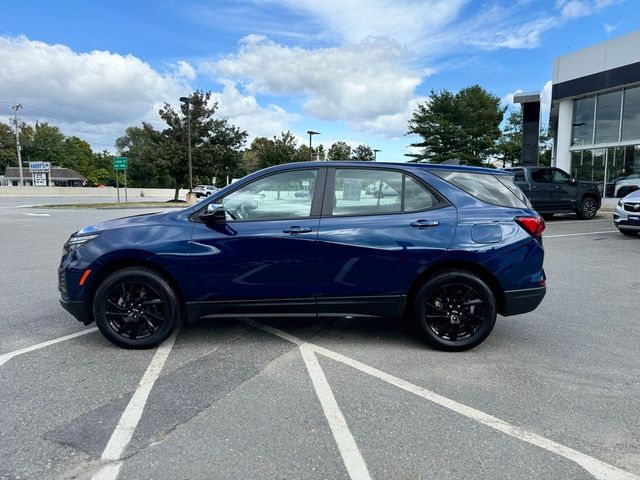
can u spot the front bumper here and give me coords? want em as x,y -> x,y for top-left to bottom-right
60,298 -> 90,324
502,286 -> 546,316
614,205 -> 640,231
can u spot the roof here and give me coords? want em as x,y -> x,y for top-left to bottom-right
4,166 -> 88,181
260,161 -> 512,176
513,92 -> 540,104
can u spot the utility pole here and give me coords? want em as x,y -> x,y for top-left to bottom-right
12,104 -> 24,187
179,96 -> 193,197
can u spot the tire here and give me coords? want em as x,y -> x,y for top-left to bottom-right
412,270 -> 497,351
93,267 -> 181,349
206,192 -> 211,197
577,197 -> 598,220
618,229 -> 638,237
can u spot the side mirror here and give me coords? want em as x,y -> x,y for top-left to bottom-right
199,203 -> 226,223
569,177 -> 577,185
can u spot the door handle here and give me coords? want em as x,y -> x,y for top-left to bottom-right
532,185 -> 538,190
283,226 -> 313,234
410,219 -> 439,228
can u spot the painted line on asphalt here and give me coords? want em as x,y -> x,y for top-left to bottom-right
0,328 -> 99,367
93,332 -> 178,480
300,344 -> 371,480
547,219 -> 611,225
545,230 -> 618,238
243,320 -> 640,480
24,213 -> 51,216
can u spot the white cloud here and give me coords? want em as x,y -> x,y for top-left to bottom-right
0,36 -> 193,126
209,80 -> 296,140
556,0 -> 621,18
204,36 -> 426,136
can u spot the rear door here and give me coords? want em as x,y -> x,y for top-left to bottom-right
314,167 -> 457,317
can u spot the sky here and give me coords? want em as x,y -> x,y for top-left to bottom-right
0,0 -> 638,162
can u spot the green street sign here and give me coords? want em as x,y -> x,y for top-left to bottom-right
113,157 -> 128,170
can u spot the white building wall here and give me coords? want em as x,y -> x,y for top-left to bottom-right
555,99 -> 573,172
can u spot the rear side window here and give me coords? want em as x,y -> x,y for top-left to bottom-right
330,169 -> 440,216
431,170 -> 529,208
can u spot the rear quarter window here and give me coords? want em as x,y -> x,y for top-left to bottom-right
430,170 -> 529,208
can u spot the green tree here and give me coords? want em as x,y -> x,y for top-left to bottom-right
351,144 -> 374,161
408,85 -> 505,166
0,122 -> 17,173
328,141 -> 351,160
496,109 -> 522,167
244,131 -> 298,170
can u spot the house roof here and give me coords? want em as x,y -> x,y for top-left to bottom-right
4,166 -> 87,181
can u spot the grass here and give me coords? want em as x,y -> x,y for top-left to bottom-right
34,200 -> 190,209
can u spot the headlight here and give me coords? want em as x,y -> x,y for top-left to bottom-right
618,199 -> 625,207
64,233 -> 100,253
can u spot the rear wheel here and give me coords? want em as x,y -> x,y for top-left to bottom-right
93,267 -> 181,349
412,270 -> 497,351
577,197 -> 598,220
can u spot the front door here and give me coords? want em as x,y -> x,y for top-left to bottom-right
549,168 -> 579,210
189,167 -> 325,317
528,168 -> 556,210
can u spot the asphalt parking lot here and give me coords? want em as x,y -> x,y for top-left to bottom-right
0,203 -> 639,480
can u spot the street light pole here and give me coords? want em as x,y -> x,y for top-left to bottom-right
12,104 -> 24,186
180,96 -> 193,195
307,130 -> 320,161
373,149 -> 381,162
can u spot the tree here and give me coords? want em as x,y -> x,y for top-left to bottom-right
351,144 -> 374,161
496,109 -> 522,167
408,85 -> 505,166
328,141 -> 351,161
244,131 -> 298,171
0,122 -> 17,173
117,91 -> 247,199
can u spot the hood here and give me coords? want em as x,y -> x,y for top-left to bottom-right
622,189 -> 640,202
76,209 -> 182,235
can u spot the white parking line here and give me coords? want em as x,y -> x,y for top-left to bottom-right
545,230 -> 618,238
92,332 -> 178,480
243,320 -> 640,480
0,328 -> 98,367
300,344 -> 371,480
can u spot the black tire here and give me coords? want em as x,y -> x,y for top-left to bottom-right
93,267 -> 181,349
618,229 -> 637,237
577,196 -> 598,220
412,270 -> 497,351
206,192 -> 211,197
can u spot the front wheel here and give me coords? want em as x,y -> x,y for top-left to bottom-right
412,270 -> 497,351
577,197 -> 598,220
93,267 -> 181,349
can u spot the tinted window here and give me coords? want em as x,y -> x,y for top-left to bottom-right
431,170 -> 528,208
550,169 -> 572,183
221,169 -> 318,220
595,90 -> 622,143
572,96 -> 595,145
512,169 -> 526,182
622,86 -> 640,142
531,169 -> 552,183
404,175 -> 439,212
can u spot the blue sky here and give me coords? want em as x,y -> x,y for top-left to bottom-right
1,0 -> 638,160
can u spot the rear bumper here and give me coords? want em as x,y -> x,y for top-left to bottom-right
60,299 -> 91,325
502,286 -> 546,316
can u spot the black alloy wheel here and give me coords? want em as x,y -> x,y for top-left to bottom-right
578,197 -> 598,220
413,270 -> 496,351
93,267 -> 180,349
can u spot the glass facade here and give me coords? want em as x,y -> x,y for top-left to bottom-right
571,85 -> 640,146
621,86 -> 640,141
571,146 -> 640,196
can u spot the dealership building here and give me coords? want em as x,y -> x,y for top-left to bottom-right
550,30 -> 640,196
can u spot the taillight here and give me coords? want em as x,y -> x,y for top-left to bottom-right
515,216 -> 545,237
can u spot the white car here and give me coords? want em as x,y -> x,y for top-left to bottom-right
614,190 -> 640,236
193,185 -> 218,198
613,174 -> 640,198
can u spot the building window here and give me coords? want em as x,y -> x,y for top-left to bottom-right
595,90 -> 622,143
621,86 -> 640,142
572,96 -> 595,145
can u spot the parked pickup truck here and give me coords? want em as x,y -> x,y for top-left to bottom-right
504,166 -> 601,219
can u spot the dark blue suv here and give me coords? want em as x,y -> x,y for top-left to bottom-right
59,162 -> 546,351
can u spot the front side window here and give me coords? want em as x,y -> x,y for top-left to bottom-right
221,169 -> 318,221
531,169 -> 552,183
550,169 -> 572,183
